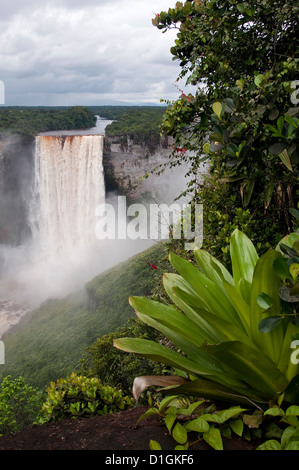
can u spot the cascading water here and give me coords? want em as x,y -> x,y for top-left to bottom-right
30,135 -> 105,255
0,132 -> 108,336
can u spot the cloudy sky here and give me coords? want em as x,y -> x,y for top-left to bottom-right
0,0 -> 187,106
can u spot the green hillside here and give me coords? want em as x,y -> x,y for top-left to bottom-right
0,243 -> 169,390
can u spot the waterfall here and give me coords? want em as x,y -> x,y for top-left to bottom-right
30,134 -> 105,255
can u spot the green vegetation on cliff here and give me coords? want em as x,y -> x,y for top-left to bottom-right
0,106 -> 96,136
0,243 -> 168,390
89,106 -> 166,141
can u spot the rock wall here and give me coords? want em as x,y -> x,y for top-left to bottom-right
0,134 -> 35,244
103,133 -> 174,200
0,132 -> 177,244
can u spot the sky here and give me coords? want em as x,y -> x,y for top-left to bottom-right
0,0 -> 188,106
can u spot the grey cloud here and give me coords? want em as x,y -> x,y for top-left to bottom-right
0,0 -> 182,106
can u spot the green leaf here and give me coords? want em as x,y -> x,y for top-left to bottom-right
184,416 -> 209,433
202,406 -> 246,424
272,257 -> 293,282
257,293 -> 273,310
149,440 -> 162,450
202,341 -> 288,399
264,406 -> 284,417
290,263 -> 299,281
249,250 -> 284,363
169,251 -> 241,326
230,229 -> 258,288
159,395 -> 179,413
254,74 -> 264,87
243,180 -> 255,207
212,102 -> 223,119
172,421 -> 188,444
236,79 -> 244,91
230,419 -> 244,437
277,116 -> 285,134
256,439 -> 282,450
138,407 -> 160,421
258,316 -> 283,333
279,149 -> 293,172
286,405 -> 299,416
203,427 -> 223,450
284,376 -> 299,405
165,411 -> 177,433
113,337 -> 212,378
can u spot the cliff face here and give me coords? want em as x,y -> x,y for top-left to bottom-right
0,134 -> 35,244
103,133 -> 173,200
0,132 -> 175,244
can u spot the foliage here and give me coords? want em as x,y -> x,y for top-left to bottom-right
114,229 -> 299,407
0,244 -> 167,389
140,395 -> 299,450
38,373 -> 134,424
193,173 -> 283,265
0,106 -> 96,136
142,395 -> 247,450
256,404 -> 299,450
104,107 -> 166,145
79,319 -> 164,396
153,0 -> 299,234
0,376 -> 44,436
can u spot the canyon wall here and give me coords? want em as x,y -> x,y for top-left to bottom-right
0,134 -> 35,244
0,132 -> 175,244
103,133 -> 174,200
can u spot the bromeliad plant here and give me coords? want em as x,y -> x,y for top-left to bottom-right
114,229 -> 299,408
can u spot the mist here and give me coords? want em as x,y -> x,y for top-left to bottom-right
0,138 -> 195,338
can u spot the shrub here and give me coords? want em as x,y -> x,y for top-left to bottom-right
79,319 -> 164,395
114,229 -> 299,407
38,373 -> 134,423
0,375 -> 44,436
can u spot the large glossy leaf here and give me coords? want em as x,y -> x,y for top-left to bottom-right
129,297 -> 247,389
113,337 -> 219,380
230,229 -> 258,289
157,377 -> 269,406
250,250 -> 284,363
129,296 -> 208,349
171,288 -> 253,347
169,251 -> 242,327
163,273 -> 220,343
201,341 -> 288,399
222,280 -> 251,336
284,376 -> 299,405
194,249 -> 234,289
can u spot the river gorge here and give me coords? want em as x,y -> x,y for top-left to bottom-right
0,117 -> 184,337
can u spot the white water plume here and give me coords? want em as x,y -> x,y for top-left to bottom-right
30,134 -> 106,254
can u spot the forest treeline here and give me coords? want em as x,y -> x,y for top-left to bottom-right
0,106 -> 96,136
0,105 -> 166,138
89,106 -> 166,139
